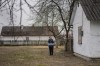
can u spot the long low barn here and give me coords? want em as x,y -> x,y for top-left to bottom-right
0,26 -> 59,45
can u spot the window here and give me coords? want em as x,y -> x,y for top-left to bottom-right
78,26 -> 83,44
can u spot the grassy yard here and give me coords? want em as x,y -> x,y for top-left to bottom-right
0,46 -> 100,66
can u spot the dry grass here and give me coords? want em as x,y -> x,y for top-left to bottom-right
0,46 -> 100,66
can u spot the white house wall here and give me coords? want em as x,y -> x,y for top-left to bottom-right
90,21 -> 100,58
2,36 -> 55,41
73,4 -> 91,57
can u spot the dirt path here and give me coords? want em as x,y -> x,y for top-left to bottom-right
0,46 -> 100,66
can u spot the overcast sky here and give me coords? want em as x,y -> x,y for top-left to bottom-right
0,0 -> 38,27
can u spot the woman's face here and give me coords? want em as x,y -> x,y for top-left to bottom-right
49,37 -> 51,39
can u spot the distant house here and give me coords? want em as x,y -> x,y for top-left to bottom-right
0,26 -> 59,45
70,0 -> 100,59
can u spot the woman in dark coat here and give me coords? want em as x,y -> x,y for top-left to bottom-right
48,37 -> 55,55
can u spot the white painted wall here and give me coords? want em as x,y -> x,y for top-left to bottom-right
2,36 -> 55,41
90,21 -> 100,58
73,4 -> 91,57
73,3 -> 100,58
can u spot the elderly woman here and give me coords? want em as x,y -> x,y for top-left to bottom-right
48,37 -> 55,55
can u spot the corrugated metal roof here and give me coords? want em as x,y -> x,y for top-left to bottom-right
80,0 -> 100,21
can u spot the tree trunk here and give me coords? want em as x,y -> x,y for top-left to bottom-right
55,38 -> 58,48
65,30 -> 69,51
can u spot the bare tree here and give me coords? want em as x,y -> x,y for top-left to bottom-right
35,0 -> 74,51
0,0 -> 1,6
0,0 -> 75,50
